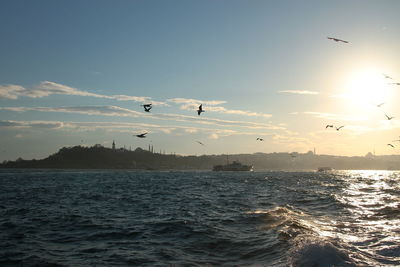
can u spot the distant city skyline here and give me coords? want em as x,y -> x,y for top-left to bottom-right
1,0 -> 400,161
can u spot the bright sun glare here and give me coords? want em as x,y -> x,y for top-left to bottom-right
344,69 -> 392,110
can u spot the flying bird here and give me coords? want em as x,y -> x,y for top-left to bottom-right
389,82 -> 400,86
383,74 -> 393,80
135,132 -> 148,138
325,125 -> 334,129
196,141 -> 205,146
387,144 -> 395,148
376,103 -> 385,108
256,138 -> 264,141
335,126 -> 344,131
385,114 -> 394,120
327,37 -> 349,43
141,104 -> 152,112
197,104 -> 205,116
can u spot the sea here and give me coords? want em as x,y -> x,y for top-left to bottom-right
0,169 -> 399,267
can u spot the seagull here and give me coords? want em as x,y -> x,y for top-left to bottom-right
336,126 -> 344,131
385,114 -> 394,120
327,37 -> 349,43
197,104 -> 205,116
376,103 -> 385,108
389,82 -> 400,86
141,104 -> 152,112
256,138 -> 264,141
135,132 -> 147,138
387,144 -> 395,148
196,141 -> 205,146
326,125 -> 334,129
383,74 -> 393,80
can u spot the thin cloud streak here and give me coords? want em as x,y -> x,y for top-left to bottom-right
177,103 -> 272,118
0,81 -> 168,106
0,106 -> 282,130
304,111 -> 368,122
0,106 -> 144,118
167,98 -> 226,106
0,120 -> 279,138
279,90 -> 319,95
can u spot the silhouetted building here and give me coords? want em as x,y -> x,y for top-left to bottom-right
112,140 -> 116,150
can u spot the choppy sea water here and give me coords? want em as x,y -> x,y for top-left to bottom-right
0,170 -> 399,266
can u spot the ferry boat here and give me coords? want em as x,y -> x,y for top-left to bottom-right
213,161 -> 253,172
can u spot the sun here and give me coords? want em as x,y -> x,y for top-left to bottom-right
343,69 -> 392,110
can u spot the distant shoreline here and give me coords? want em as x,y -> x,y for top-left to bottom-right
1,145 -> 400,171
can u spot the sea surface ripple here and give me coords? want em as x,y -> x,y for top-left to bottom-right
0,169 -> 399,266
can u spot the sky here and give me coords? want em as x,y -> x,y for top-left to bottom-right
1,0 -> 400,161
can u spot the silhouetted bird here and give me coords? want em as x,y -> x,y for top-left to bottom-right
385,114 -> 394,120
327,37 -> 349,43
141,104 -> 152,112
336,126 -> 344,131
197,104 -> 205,116
256,138 -> 264,141
389,82 -> 400,86
383,74 -> 393,80
196,141 -> 205,146
387,144 -> 395,148
377,103 -> 385,108
326,125 -> 334,129
135,132 -> 148,138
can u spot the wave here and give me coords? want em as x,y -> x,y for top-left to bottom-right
289,236 -> 357,267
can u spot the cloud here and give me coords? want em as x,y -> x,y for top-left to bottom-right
278,90 -> 319,95
303,111 -> 368,122
0,81 -> 168,105
208,133 -> 219,139
0,120 -> 64,129
171,100 -> 272,118
0,119 -> 282,140
0,106 -> 144,118
167,98 -> 226,106
0,85 -> 27,99
1,105 -> 281,130
206,106 -> 272,118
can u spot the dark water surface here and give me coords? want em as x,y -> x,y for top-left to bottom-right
1,170 -> 399,266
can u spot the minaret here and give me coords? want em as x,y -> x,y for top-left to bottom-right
112,140 -> 116,150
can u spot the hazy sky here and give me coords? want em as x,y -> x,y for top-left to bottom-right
1,0 -> 400,161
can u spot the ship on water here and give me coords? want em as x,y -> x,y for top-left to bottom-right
213,160 -> 253,172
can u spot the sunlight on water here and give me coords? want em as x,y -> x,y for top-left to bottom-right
328,171 -> 400,264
